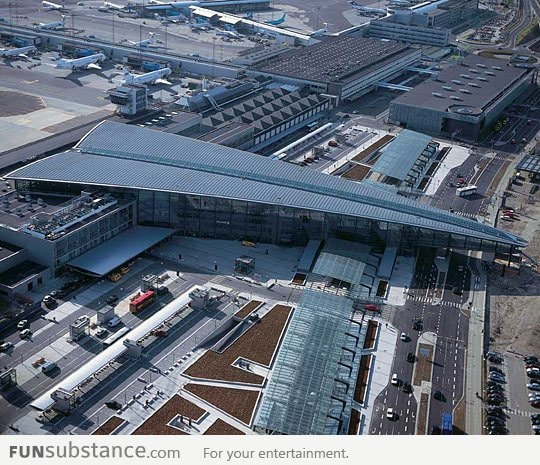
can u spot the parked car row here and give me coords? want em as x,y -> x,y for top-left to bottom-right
531,413 -> 540,435
524,356 -> 540,409
485,360 -> 508,434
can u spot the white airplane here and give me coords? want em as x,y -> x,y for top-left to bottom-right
129,32 -> 158,48
153,13 -> 178,23
36,15 -> 66,29
122,67 -> 172,85
55,53 -> 106,70
350,1 -> 386,16
190,21 -> 211,31
104,1 -> 124,10
311,23 -> 328,37
0,45 -> 37,58
42,1 -> 66,11
216,29 -> 241,39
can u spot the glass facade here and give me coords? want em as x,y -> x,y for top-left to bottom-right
135,189 -> 513,254
13,181 -> 516,256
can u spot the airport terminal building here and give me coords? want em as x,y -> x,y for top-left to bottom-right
2,121 -> 526,278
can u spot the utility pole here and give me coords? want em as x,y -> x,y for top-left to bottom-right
112,11 -> 115,43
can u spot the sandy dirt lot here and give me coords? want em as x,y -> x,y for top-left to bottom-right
487,175 -> 540,356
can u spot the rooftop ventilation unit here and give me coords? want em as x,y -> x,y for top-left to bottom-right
432,92 -> 444,98
459,88 -> 471,94
442,85 -> 453,90
477,63 -> 487,68
492,66 -> 502,70
449,95 -> 462,100
451,79 -> 462,85
477,76 -> 488,81
469,69 -> 479,73
460,74 -> 471,79
484,70 -> 495,76
468,82 -> 480,87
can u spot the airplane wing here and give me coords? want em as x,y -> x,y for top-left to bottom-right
155,78 -> 171,85
87,62 -> 102,70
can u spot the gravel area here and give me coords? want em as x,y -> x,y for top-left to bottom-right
132,395 -> 206,435
413,344 -> 434,386
185,384 -> 260,425
488,178 -> 540,356
418,393 -> 429,435
203,418 -> 245,435
92,416 -> 124,435
235,300 -> 264,319
184,304 -> 292,385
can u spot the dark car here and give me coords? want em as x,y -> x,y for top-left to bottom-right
105,400 -> 122,410
489,366 -> 504,375
407,352 -> 416,363
412,318 -> 423,331
402,382 -> 413,394
452,286 -> 463,296
524,356 -> 538,363
433,390 -> 445,401
106,295 -> 119,304
487,399 -> 502,406
430,426 -> 441,435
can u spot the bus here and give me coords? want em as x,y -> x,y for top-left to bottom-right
129,290 -> 156,313
456,185 -> 477,197
102,326 -> 131,347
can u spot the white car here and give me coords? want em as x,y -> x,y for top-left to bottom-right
386,408 -> 395,420
107,316 -> 122,328
95,327 -> 108,338
17,320 -> 28,330
391,373 -> 399,386
400,332 -> 408,342
19,329 -> 32,339
0,341 -> 13,352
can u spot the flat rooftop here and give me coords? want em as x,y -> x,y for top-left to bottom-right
0,260 -> 47,287
0,240 -> 22,261
249,36 -> 415,85
392,56 -> 531,114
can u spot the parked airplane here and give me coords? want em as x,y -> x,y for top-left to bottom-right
122,67 -> 172,85
55,53 -> 106,70
104,1 -> 124,10
216,29 -> 241,39
129,32 -> 158,48
349,1 -> 386,15
190,20 -> 211,31
311,23 -> 328,36
42,1 -> 66,11
264,13 -> 285,26
0,45 -> 37,58
36,15 -> 66,29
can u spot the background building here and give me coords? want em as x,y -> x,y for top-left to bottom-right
247,36 -> 421,103
388,56 -> 536,140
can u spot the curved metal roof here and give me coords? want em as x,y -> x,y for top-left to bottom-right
7,121 -> 526,247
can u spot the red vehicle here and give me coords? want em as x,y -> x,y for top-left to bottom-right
129,290 -> 155,313
364,304 -> 380,312
328,140 -> 338,147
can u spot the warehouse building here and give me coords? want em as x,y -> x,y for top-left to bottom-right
247,36 -> 421,102
3,121 -> 526,281
388,56 -> 536,140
